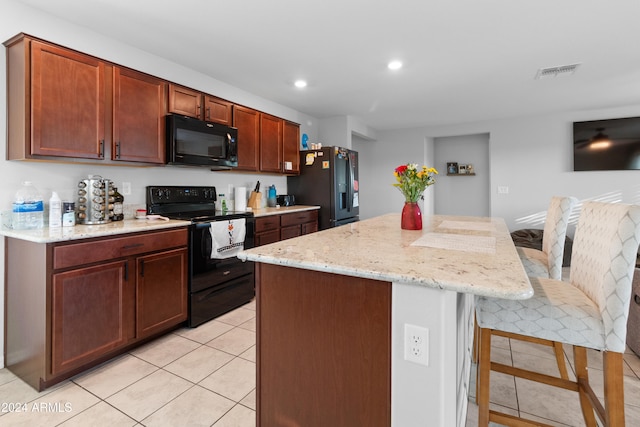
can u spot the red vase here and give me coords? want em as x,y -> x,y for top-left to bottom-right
401,202 -> 422,230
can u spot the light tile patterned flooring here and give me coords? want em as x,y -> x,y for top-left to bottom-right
1,299 -> 640,426
0,301 -> 257,427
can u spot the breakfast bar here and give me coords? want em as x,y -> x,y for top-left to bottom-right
238,213 -> 532,427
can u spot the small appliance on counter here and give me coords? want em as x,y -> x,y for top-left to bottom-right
276,195 -> 296,206
76,175 -> 113,225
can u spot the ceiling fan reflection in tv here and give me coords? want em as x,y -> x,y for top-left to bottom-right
573,116 -> 640,171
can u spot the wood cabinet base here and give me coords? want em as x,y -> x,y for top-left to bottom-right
256,263 -> 391,426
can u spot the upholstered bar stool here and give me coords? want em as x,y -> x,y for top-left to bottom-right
476,201 -> 640,427
473,196 -> 577,379
500,196 -> 578,379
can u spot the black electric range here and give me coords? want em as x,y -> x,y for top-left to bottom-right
146,186 -> 255,327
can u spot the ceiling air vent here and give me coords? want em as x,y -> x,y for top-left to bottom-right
535,63 -> 580,79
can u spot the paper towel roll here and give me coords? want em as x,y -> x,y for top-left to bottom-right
235,187 -> 247,211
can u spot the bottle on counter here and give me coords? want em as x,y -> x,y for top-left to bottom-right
110,187 -> 124,221
12,181 -> 44,230
62,201 -> 76,227
48,191 -> 62,228
267,185 -> 277,207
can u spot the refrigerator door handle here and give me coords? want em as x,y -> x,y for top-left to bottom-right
347,153 -> 354,212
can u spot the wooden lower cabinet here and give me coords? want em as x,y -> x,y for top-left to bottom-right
5,227 -> 188,391
255,209 -> 319,246
51,260 -> 134,376
136,248 -> 188,338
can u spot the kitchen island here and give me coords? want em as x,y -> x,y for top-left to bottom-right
237,213 -> 532,427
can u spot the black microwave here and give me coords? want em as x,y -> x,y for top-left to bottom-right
166,114 -> 238,169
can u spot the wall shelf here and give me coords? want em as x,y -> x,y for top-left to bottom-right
447,173 -> 476,176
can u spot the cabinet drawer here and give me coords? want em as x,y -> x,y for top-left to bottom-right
256,216 -> 280,232
53,228 -> 188,270
280,210 -> 318,227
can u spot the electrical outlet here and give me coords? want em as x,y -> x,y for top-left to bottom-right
121,182 -> 132,196
404,324 -> 429,366
497,186 -> 509,194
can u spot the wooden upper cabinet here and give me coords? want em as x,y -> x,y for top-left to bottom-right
234,105 -> 260,171
18,38 -> 106,159
260,113 -> 283,173
283,120 -> 300,174
204,95 -> 232,125
113,67 -> 166,164
168,84 -> 201,118
168,84 -> 233,125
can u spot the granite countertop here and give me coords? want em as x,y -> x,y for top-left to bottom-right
251,205 -> 320,217
0,218 -> 191,244
238,213 -> 533,300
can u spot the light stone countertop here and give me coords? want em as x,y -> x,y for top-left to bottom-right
251,205 -> 320,217
238,213 -> 533,300
0,219 -> 191,244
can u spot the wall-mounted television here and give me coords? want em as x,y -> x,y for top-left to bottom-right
573,116 -> 640,171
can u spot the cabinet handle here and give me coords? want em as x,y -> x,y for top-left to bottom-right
124,262 -> 128,281
140,260 -> 145,277
99,140 -> 104,158
206,107 -> 211,120
197,105 -> 201,116
122,243 -> 144,250
115,142 -> 121,159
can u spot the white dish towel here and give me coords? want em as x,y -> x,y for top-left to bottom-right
209,218 -> 246,259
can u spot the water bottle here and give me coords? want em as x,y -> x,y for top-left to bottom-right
267,185 -> 277,207
12,181 -> 44,229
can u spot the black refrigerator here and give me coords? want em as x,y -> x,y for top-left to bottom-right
287,146 -> 359,230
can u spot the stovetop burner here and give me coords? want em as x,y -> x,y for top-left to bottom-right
146,186 -> 253,223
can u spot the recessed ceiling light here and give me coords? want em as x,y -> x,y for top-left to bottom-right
388,60 -> 403,70
294,80 -> 307,88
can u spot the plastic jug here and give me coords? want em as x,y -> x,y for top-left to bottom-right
267,185 -> 277,207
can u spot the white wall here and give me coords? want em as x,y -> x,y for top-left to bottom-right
358,106 -> 640,234
434,133 -> 490,217
0,0 -> 320,368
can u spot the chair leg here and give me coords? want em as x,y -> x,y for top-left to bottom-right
552,341 -> 569,380
477,327 -> 492,427
603,351 -> 625,426
574,346 -> 598,427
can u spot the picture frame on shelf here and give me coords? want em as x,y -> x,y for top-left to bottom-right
447,162 -> 458,174
467,164 -> 474,174
458,164 -> 467,174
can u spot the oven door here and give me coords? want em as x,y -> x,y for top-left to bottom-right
191,219 -> 255,294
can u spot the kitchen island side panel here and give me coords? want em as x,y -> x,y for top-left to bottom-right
256,263 -> 391,427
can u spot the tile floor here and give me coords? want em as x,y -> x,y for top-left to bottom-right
1,299 -> 639,427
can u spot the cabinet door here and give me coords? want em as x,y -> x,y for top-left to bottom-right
31,40 -> 105,159
256,230 -> 281,247
136,248 -> 188,338
260,113 -> 283,173
113,67 -> 166,164
204,95 -> 233,125
168,84 -> 202,118
280,225 -> 301,241
234,105 -> 260,171
301,221 -> 318,235
283,120 -> 300,174
51,260 -> 133,376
